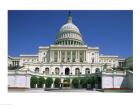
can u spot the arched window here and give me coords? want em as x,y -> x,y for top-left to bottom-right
44,67 -> 49,74
75,68 -> 80,75
85,68 -> 90,74
95,68 -> 100,73
55,67 -> 59,75
35,67 -> 39,73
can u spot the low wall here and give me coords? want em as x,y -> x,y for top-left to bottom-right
102,72 -> 128,89
8,74 -> 31,88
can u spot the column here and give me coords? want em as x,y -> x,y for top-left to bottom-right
58,50 -> 59,62
83,50 -> 85,62
60,50 -> 62,62
53,50 -> 55,62
75,50 -> 77,62
16,61 -> 17,66
71,50 -> 72,62
78,50 -> 80,62
85,50 -> 86,62
76,50 -> 78,62
49,50 -> 51,62
12,61 -> 14,66
66,50 -> 67,62
13,61 -> 15,66
65,50 -> 66,62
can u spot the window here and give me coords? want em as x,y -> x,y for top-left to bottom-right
85,68 -> 90,74
95,68 -> 100,73
80,58 -> 83,62
35,67 -> 39,73
75,68 -> 80,75
67,58 -> 70,62
44,68 -> 49,74
73,58 -> 75,62
55,68 -> 59,75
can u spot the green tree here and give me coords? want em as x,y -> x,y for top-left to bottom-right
30,76 -> 38,88
45,77 -> 53,88
37,77 -> 45,88
85,76 -> 95,89
94,77 -> 101,89
54,78 -> 61,88
72,78 -> 79,88
86,77 -> 92,89
91,76 -> 95,88
80,77 -> 87,88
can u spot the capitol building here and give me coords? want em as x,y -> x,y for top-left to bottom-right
8,12 -> 131,90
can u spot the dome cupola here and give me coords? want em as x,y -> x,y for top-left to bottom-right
55,11 -> 84,45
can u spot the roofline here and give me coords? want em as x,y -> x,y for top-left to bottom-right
20,54 -> 38,57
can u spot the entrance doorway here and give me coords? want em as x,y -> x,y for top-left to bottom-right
65,68 -> 70,75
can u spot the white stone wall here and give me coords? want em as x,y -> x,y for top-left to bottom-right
99,56 -> 119,68
20,56 -> 38,66
8,75 -> 31,88
102,74 -> 128,89
24,64 -> 102,75
18,45 -> 120,75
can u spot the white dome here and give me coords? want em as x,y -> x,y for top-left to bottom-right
60,23 -> 80,34
55,12 -> 84,45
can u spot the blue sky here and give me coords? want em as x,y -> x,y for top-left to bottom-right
8,10 -> 133,58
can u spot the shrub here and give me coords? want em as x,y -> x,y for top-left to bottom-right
91,76 -> 95,88
30,76 -> 38,88
86,77 -> 92,89
72,78 -> 79,88
54,78 -> 61,88
37,77 -> 45,88
95,77 -> 101,89
85,76 -> 95,89
80,77 -> 87,88
45,77 -> 53,88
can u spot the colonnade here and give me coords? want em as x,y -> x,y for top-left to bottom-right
56,40 -> 83,45
12,61 -> 19,67
50,50 -> 87,63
